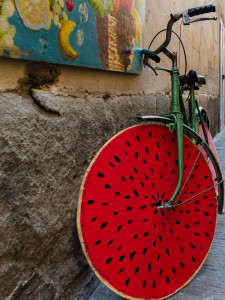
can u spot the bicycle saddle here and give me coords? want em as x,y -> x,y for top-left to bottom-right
179,69 -> 206,90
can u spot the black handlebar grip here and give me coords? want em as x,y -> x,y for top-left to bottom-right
150,54 -> 161,63
188,4 -> 215,17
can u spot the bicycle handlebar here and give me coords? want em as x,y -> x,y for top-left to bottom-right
143,4 -> 216,62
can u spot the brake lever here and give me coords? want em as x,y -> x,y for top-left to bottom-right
183,13 -> 217,25
144,57 -> 158,76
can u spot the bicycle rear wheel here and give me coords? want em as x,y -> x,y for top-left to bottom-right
77,120 -> 219,300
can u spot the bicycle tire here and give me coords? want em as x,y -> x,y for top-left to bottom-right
77,119 -> 220,300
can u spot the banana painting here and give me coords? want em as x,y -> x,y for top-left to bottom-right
58,20 -> 78,61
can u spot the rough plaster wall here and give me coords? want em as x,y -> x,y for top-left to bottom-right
0,0 -> 225,299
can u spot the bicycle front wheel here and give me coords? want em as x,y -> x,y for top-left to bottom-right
77,122 -> 217,300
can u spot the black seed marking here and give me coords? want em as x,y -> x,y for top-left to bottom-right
159,235 -> 162,243
145,147 -> 149,154
200,246 -> 203,250
114,155 -> 121,163
192,257 -> 196,262
166,248 -> 170,256
118,246 -> 122,251
109,162 -> 115,168
149,132 -> 152,138
142,159 -> 146,164
172,138 -> 175,144
209,203 -> 214,207
195,200 -> 199,204
88,200 -> 95,205
144,232 -> 149,237
159,268 -> 163,276
205,232 -> 209,237
118,268 -> 124,274
162,222 -> 165,227
141,181 -> 144,187
102,203 -> 108,206
95,240 -> 101,245
197,184 -> 201,188
143,280 -> 146,288
126,206 -> 132,211
172,169 -> 175,174
172,267 -> 176,274
156,155 -> 159,161
120,255 -> 125,262
125,151 -> 128,155
185,144 -> 188,148
134,167 -> 138,174
142,219 -> 148,222
161,211 -> 164,216
165,163 -> 167,167
187,153 -> 190,158
152,195 -> 155,200
152,281 -> 156,289
175,220 -> 180,224
128,220 -> 133,224
148,263 -> 151,272
190,174 -> 194,179
108,239 -> 113,246
146,174 -> 149,179
130,251 -> 136,260
203,196 -> 207,199
180,261 -> 185,268
190,243 -> 195,249
195,165 -> 199,169
156,142 -> 159,148
143,247 -> 147,255
125,195 -> 130,199
105,184 -> 111,189
195,222 -> 199,225
157,254 -> 160,261
162,134 -> 165,140
204,211 -> 209,216
134,190 -> 139,197
179,210 -> 183,213
145,195 -> 148,198
153,241 -> 156,247
117,225 -> 123,232
101,222 -> 107,229
185,224 -> 189,229
186,210 -> 190,213
92,217 -> 97,222
125,278 -> 130,286
180,247 -> 184,252
115,192 -> 120,195
121,176 -> 125,182
160,174 -> 163,180
166,276 -> 170,283
204,176 -> 208,179
162,193 -> 165,199
135,152 -> 139,158
175,160 -> 178,166
195,233 -> 200,236
113,212 -> 118,215
135,267 -> 140,274
170,229 -> 173,233
136,135 -> 140,142
184,165 -> 187,170
154,209 -> 157,215
210,222 -> 212,224
140,205 -> 147,209
133,234 -> 138,239
126,142 -> 131,147
168,151 -> 171,156
106,258 -> 113,264
98,172 -> 105,178
130,176 -> 133,180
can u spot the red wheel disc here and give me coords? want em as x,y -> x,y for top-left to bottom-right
77,124 -> 217,300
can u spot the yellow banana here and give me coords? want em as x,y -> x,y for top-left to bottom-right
58,20 -> 78,61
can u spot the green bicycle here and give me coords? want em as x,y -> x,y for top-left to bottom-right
77,4 -> 224,300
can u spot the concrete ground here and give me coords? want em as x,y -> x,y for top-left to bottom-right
89,128 -> 225,300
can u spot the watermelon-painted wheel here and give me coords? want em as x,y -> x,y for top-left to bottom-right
77,123 -> 218,300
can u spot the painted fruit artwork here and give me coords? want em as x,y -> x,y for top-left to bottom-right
0,0 -> 144,73
77,124 -> 217,300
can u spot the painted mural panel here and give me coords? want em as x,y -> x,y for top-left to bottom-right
0,0 -> 145,73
